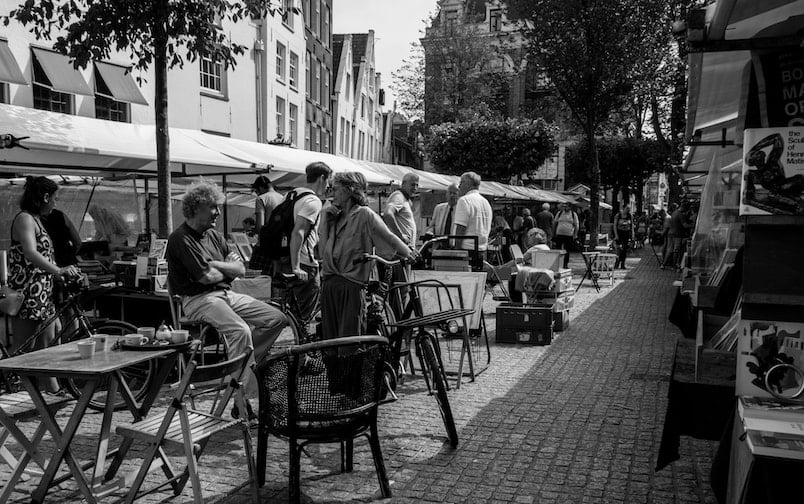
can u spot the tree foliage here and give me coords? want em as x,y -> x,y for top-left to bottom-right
5,0 -> 278,236
426,117 -> 557,182
506,0 -> 666,237
567,137 -> 667,193
390,42 -> 425,122
421,23 -> 513,125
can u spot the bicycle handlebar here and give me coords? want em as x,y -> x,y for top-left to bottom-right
351,236 -> 450,266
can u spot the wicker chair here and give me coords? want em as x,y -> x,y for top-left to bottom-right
255,335 -> 391,503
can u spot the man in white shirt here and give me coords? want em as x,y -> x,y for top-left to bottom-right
282,162 -> 332,321
431,183 -> 459,236
454,171 -> 493,262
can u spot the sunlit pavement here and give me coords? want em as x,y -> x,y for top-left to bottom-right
1,246 -> 716,503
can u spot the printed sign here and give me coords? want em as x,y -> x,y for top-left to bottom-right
740,127 -> 804,215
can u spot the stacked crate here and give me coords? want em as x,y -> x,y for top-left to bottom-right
524,249 -> 574,333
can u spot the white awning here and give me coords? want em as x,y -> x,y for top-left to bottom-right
0,103 -> 256,177
94,61 -> 148,105
31,47 -> 93,96
0,39 -> 27,86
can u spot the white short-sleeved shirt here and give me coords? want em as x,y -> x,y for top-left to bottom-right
292,188 -> 322,267
453,189 -> 493,251
256,190 -> 284,221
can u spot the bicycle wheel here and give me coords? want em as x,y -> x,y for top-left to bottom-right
417,332 -> 458,448
270,302 -> 303,347
63,320 -> 155,412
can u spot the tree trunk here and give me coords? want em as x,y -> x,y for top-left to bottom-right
635,178 -> 644,213
587,125 -> 600,242
155,0 -> 172,238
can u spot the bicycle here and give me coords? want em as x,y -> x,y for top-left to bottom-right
355,239 -> 472,448
0,277 -> 153,411
270,271 -> 321,346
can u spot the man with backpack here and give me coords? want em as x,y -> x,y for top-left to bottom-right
273,162 -> 332,320
252,175 -> 284,233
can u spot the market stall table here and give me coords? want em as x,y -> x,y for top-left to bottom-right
0,342 -> 178,503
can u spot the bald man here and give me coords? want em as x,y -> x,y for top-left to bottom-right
378,172 -> 420,315
431,183 -> 460,236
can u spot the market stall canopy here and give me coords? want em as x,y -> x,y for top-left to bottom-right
0,103 -> 261,178
180,130 -> 392,187
0,39 -> 27,86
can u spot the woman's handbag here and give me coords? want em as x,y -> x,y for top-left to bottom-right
0,285 -> 24,316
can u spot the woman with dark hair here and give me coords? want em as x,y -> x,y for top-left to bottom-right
9,177 -> 80,391
319,171 -> 417,339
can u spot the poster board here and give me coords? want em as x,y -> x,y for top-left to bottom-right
740,127 -> 804,215
410,270 -> 486,330
736,318 -> 804,398
229,232 -> 253,262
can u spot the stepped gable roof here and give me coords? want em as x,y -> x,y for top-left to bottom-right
332,35 -> 345,78
350,33 -> 369,62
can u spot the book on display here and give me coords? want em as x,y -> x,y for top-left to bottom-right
739,396 -> 804,422
745,429 -> 804,460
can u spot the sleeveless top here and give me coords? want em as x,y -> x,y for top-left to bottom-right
8,212 -> 56,321
616,214 -> 633,233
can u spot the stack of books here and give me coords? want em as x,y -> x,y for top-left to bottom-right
77,259 -> 116,286
739,396 -> 804,460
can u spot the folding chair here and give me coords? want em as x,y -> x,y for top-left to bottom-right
113,347 -> 258,504
0,392 -> 72,502
166,280 -> 219,365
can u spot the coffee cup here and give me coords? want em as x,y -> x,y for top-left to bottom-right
170,330 -> 189,344
77,340 -> 96,359
123,334 -> 149,346
137,326 -> 156,342
91,334 -> 109,352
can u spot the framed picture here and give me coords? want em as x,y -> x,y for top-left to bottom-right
149,239 -> 168,260
410,270 -> 487,330
229,232 -> 253,262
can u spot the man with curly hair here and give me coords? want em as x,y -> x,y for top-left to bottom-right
167,179 -> 287,414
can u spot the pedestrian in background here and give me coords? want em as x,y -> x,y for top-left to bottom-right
613,205 -> 634,269
453,171 -> 493,262
535,203 -> 554,244
553,202 -> 578,269
379,172 -> 419,315
252,175 -> 283,232
431,183 -> 459,236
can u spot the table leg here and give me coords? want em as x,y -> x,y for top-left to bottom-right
22,376 -> 99,504
0,420 -> 48,503
91,377 -> 119,487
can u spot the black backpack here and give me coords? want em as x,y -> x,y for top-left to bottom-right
258,190 -> 317,260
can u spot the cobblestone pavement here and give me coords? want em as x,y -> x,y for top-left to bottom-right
2,247 -> 719,503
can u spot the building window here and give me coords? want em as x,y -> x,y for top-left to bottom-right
358,131 -> 365,160
360,94 -> 365,119
289,103 -> 298,146
345,73 -> 351,100
322,67 -> 329,111
32,58 -> 72,114
345,120 -> 351,156
303,0 -> 310,27
369,134 -> 374,160
489,9 -> 502,32
200,54 -> 225,94
305,120 -> 311,149
313,59 -> 320,103
368,68 -> 374,92
276,42 -> 286,83
94,95 -> 129,122
323,129 -> 329,153
93,67 -> 130,122
0,83 -> 7,104
314,125 -> 321,151
368,98 -> 373,127
445,9 -> 459,27
289,51 -> 298,89
339,117 -> 345,153
313,0 -> 319,36
322,3 -> 330,46
282,0 -> 294,29
305,51 -> 311,96
276,96 -> 286,139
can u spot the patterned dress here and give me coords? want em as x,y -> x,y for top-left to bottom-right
8,212 -> 56,321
